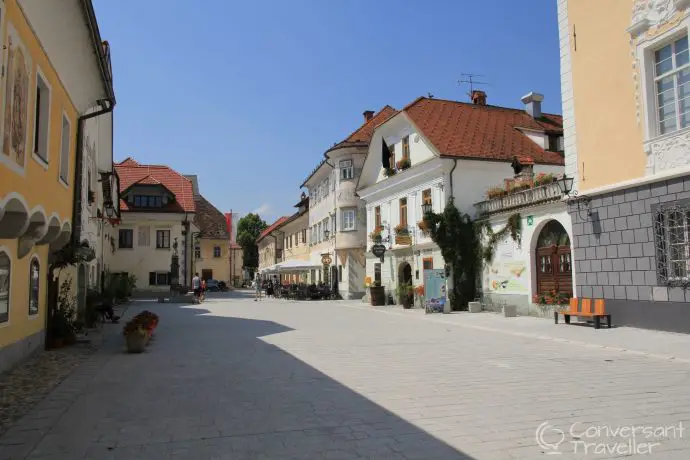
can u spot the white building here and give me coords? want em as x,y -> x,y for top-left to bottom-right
110,158 -> 197,292
303,107 -> 397,299
356,92 -> 565,308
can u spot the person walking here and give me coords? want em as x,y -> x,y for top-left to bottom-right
201,278 -> 207,302
254,273 -> 262,301
192,272 -> 202,303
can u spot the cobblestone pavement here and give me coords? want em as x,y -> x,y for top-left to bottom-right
1,292 -> 690,459
0,332 -> 103,439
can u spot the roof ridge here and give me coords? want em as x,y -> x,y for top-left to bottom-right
341,105 -> 397,143
403,96 -> 562,118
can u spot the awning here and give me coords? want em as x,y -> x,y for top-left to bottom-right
260,264 -> 280,274
277,260 -> 321,272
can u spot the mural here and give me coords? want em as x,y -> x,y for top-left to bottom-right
2,25 -> 31,168
485,235 -> 528,294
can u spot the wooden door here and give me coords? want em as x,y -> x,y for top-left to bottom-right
535,221 -> 572,296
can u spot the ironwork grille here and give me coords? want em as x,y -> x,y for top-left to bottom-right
654,203 -> 690,287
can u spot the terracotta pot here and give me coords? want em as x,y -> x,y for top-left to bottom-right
126,332 -> 147,353
370,286 -> 385,306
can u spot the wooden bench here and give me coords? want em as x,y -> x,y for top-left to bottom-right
554,298 -> 611,329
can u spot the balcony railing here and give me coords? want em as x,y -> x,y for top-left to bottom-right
474,182 -> 564,216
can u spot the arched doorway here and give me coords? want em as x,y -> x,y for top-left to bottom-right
535,220 -> 572,296
398,262 -> 412,286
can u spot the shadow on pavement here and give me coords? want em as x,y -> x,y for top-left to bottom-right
32,302 -> 477,460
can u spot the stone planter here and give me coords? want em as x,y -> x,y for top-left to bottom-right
395,235 -> 412,245
125,332 -> 148,353
468,301 -> 481,313
503,304 -> 517,317
370,286 -> 385,306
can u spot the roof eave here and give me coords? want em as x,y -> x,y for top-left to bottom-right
79,0 -> 116,103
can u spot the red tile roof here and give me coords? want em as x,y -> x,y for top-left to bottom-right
328,106 -> 398,152
403,97 -> 564,165
256,216 -> 291,243
115,160 -> 195,212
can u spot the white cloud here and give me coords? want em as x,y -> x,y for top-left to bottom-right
252,203 -> 272,216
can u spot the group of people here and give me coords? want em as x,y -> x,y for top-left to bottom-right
191,273 -> 207,303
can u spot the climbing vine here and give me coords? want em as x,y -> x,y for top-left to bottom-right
424,202 -> 522,310
424,198 -> 481,311
479,213 -> 522,263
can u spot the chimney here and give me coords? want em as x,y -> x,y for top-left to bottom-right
363,110 -> 375,122
521,92 -> 544,118
471,90 -> 487,105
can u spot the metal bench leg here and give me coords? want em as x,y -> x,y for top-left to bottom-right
607,315 -> 612,328
554,311 -> 558,324
564,314 -> 571,324
594,316 -> 601,329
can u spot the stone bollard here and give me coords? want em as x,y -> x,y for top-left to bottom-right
503,304 -> 517,317
468,301 -> 481,313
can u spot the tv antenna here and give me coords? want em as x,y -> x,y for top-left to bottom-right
458,73 -> 489,100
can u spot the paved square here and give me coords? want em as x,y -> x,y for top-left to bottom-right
2,291 -> 690,459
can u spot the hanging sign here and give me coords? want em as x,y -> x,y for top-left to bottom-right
321,254 -> 332,266
371,244 -> 386,258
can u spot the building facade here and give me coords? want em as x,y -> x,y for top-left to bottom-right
278,194 -> 315,283
303,107 -> 397,299
558,0 -> 690,332
357,95 -> 564,307
192,193 -> 230,284
111,158 -> 196,292
0,0 -> 115,372
257,216 -> 289,276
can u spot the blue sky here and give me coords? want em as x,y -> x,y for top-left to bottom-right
93,0 -> 561,223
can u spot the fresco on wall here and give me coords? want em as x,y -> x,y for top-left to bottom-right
485,235 -> 528,294
1,25 -> 31,168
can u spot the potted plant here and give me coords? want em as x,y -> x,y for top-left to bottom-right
414,285 -> 425,308
369,226 -> 384,243
394,224 -> 411,245
486,186 -> 507,199
383,167 -> 396,177
123,321 -> 148,353
396,158 -> 411,171
534,172 -> 556,187
396,283 -> 414,309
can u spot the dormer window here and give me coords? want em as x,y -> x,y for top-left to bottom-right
548,135 -> 563,152
133,195 -> 163,208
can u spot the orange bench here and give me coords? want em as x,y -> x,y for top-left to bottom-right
554,298 -> 611,329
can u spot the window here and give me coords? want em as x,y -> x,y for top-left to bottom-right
318,222 -> 322,242
338,265 -> 343,282
311,226 -> 316,244
324,178 -> 329,196
323,217 -> 329,238
400,198 -> 408,226
29,258 -> 39,315
374,263 -> 382,285
156,230 -> 171,249
149,271 -> 171,286
654,205 -> 690,285
132,195 -> 163,208
0,252 -> 10,323
340,159 -> 354,180
59,115 -> 71,184
402,136 -> 410,159
212,246 -> 221,258
548,135 -> 562,152
375,206 -> 381,229
654,35 -> 690,134
33,73 -> 50,162
422,189 -> 432,210
194,246 -> 201,259
302,229 -> 307,243
138,226 -> 150,247
331,216 -> 336,234
118,229 -> 133,249
342,209 -> 356,231
389,144 -> 395,167
423,258 -> 433,270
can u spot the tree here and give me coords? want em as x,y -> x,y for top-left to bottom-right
237,213 -> 267,271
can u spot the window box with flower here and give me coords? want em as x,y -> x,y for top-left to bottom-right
369,225 -> 384,243
394,223 -> 411,245
396,157 -> 411,171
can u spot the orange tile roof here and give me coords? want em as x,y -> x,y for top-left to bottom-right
257,216 -> 291,243
115,159 -> 195,212
328,106 -> 398,151
403,97 -> 564,165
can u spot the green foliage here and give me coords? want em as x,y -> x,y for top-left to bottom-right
479,214 -> 522,263
425,198 -> 481,311
102,272 -> 137,302
237,213 -> 268,269
52,277 -> 77,339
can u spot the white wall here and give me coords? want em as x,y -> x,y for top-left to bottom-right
109,213 -> 190,291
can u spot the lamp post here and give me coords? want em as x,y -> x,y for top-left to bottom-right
556,175 -> 575,196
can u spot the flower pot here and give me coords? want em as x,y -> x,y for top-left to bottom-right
370,286 -> 385,306
401,294 -> 413,309
126,332 -> 148,353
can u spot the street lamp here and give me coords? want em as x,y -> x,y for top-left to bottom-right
104,202 -> 116,218
324,229 -> 330,240
421,202 -> 432,216
556,174 -> 575,196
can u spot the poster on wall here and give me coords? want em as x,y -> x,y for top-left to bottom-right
487,261 -> 528,294
424,269 -> 446,314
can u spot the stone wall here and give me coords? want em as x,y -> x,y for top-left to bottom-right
570,175 -> 690,332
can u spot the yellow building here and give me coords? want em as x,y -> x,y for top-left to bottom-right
559,0 -> 690,332
0,0 -> 115,372
277,194 -> 315,283
193,194 -> 230,284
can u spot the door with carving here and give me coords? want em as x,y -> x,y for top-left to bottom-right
535,220 -> 572,296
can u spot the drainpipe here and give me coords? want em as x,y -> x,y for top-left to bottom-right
448,159 -> 458,199
71,99 -> 115,249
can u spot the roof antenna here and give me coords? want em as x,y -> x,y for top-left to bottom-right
427,92 -> 434,99
458,73 -> 489,101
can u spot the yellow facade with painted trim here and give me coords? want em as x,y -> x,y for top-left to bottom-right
195,239 -> 230,283
0,0 -> 79,352
567,0 -> 646,191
